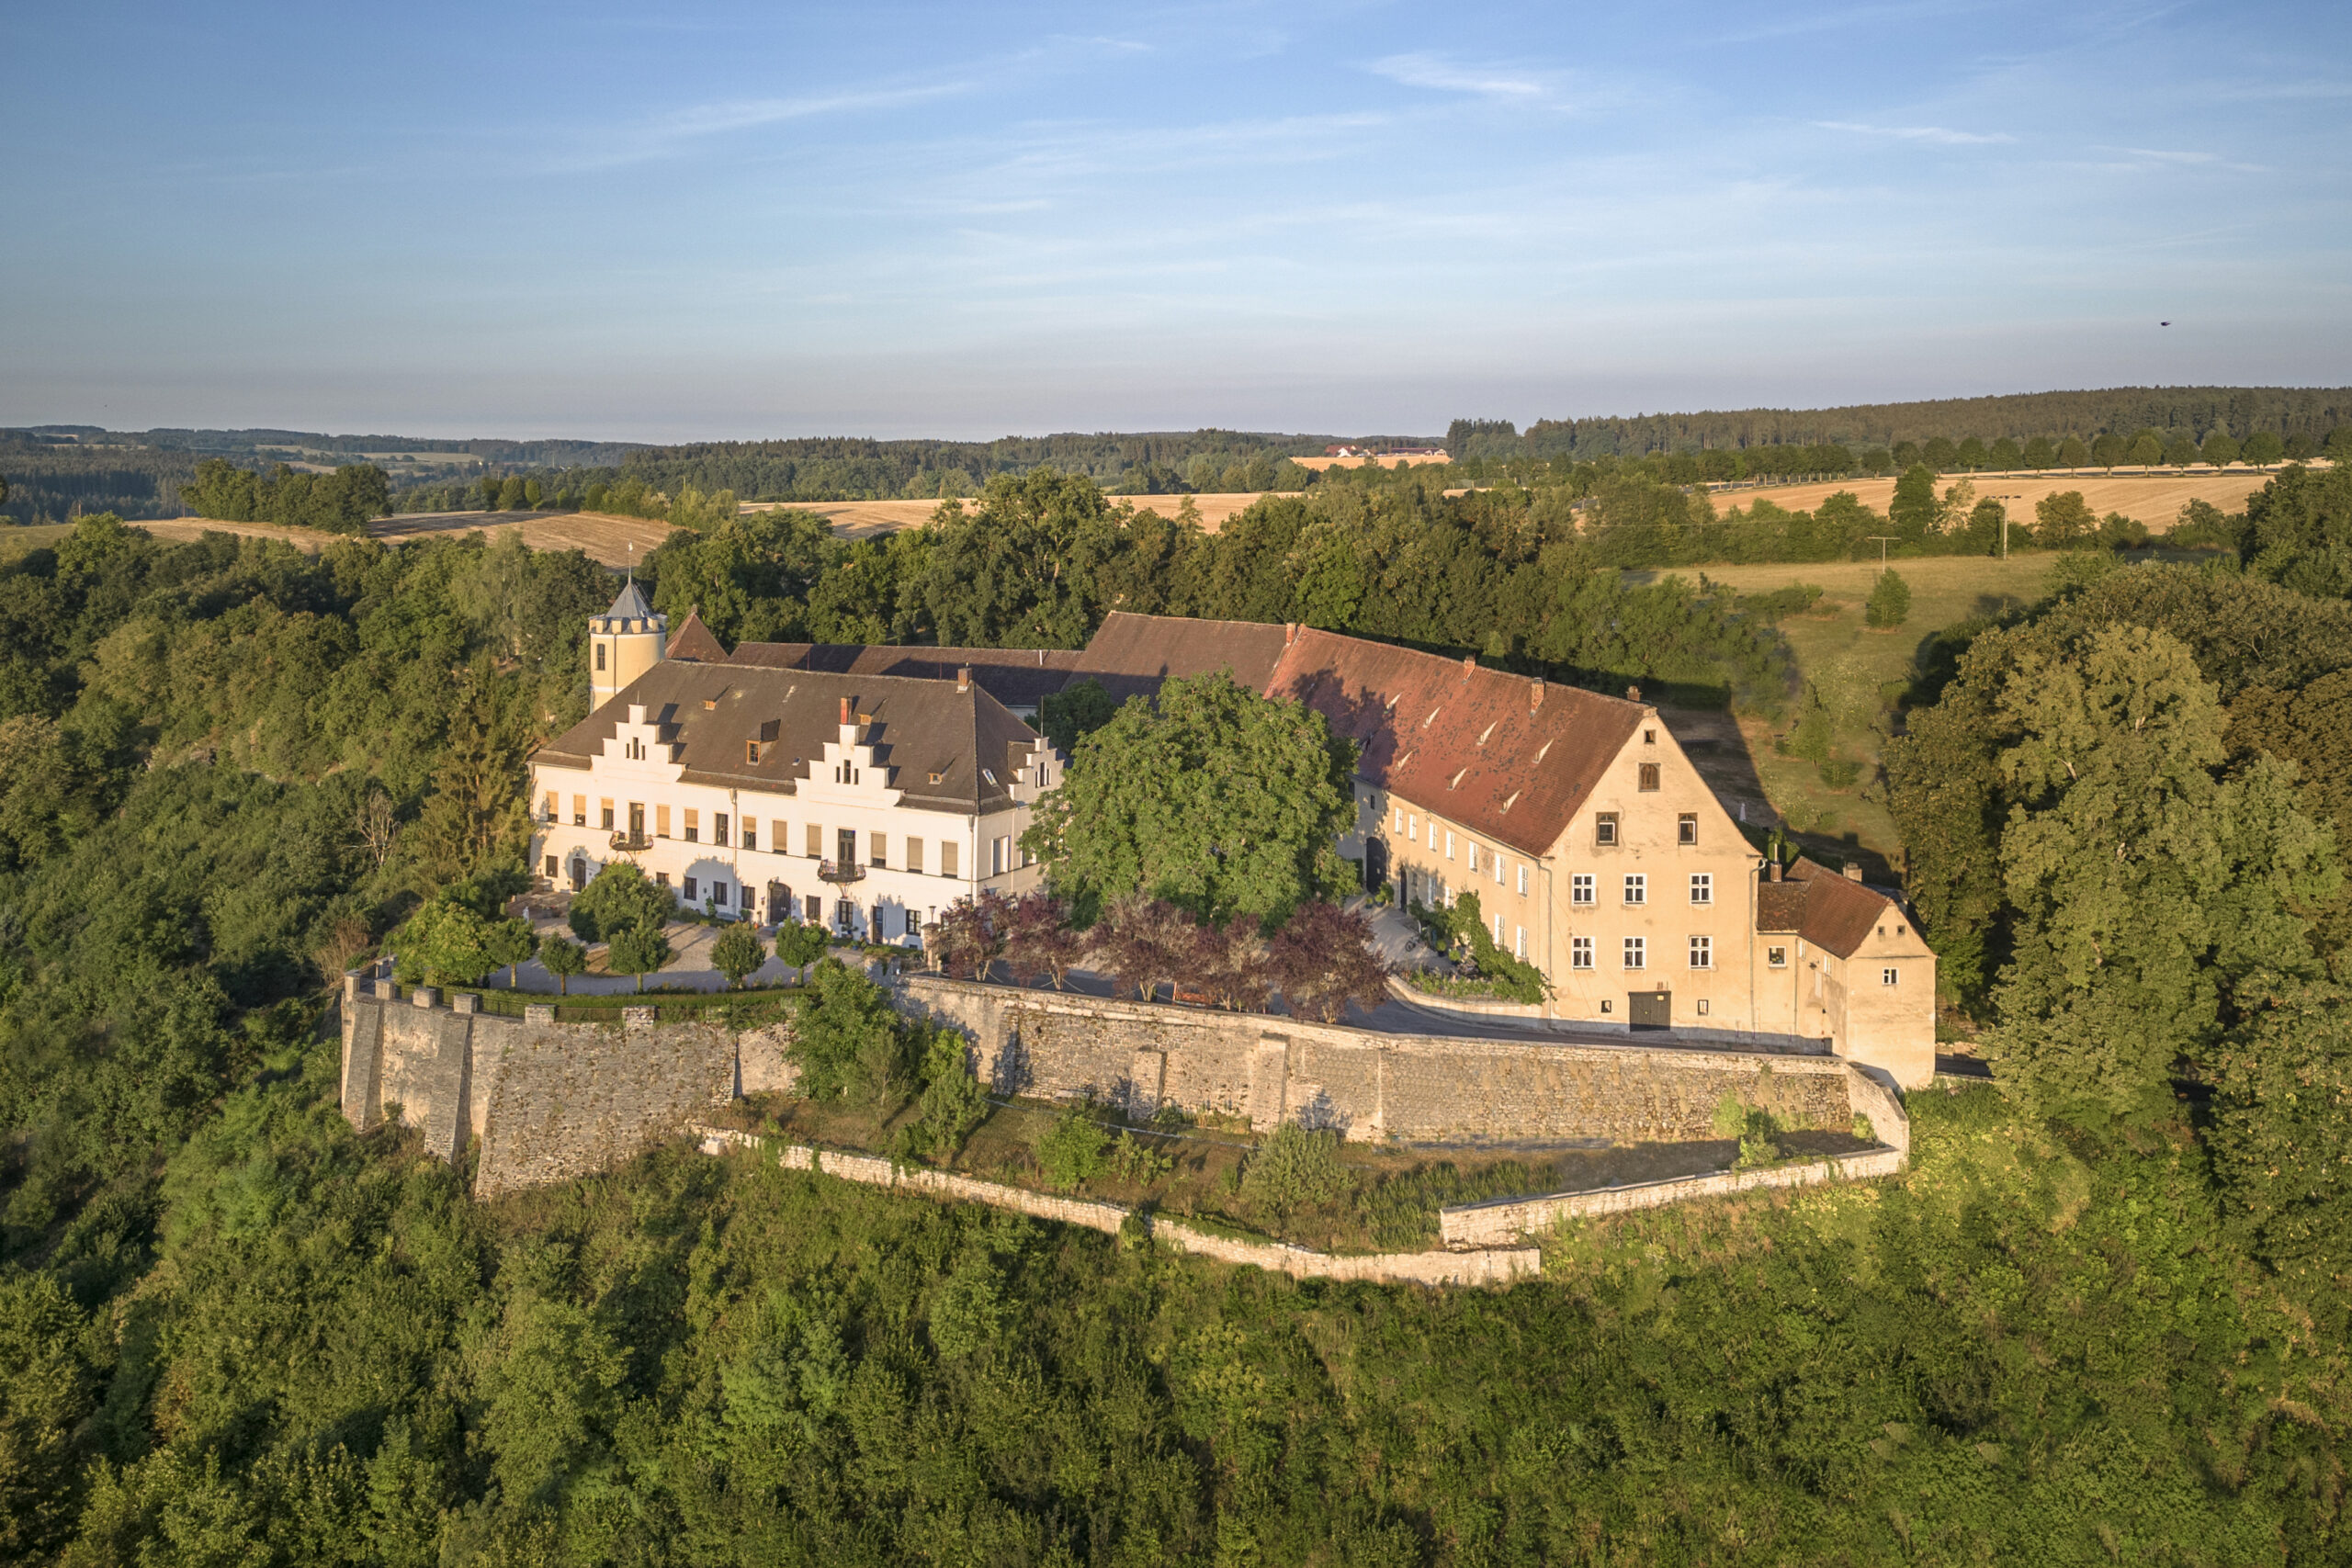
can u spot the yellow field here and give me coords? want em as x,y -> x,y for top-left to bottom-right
122,510 -> 683,569
1707,468 -> 2288,528
1294,453 -> 1451,471
747,491 -> 1277,537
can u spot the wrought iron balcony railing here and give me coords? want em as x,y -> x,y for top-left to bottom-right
609,829 -> 650,852
818,859 -> 866,884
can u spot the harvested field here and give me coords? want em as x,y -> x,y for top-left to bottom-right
1705,468 -> 2292,528
127,510 -> 682,568
1295,453 -> 1452,471
748,491 -> 1276,536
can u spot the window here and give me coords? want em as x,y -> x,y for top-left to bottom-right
1678,813 -> 1697,846
684,808 -> 699,842
1689,935 -> 1713,969
991,837 -> 1009,875
871,833 -> 887,868
684,876 -> 698,900
1514,925 -> 1526,960
601,800 -> 615,830
1690,874 -> 1713,906
1637,762 -> 1661,791
1595,813 -> 1618,846
1572,873 -> 1595,906
628,802 -> 643,836
1883,967 -> 1900,987
1623,936 -> 1645,969
573,795 -> 586,827
942,840 -> 959,877
716,813 -> 729,847
1768,945 -> 1789,967
1571,936 -> 1594,969
1393,807 -> 1403,832
1643,728 -> 1656,745
742,820 -> 756,852
654,871 -> 670,887
907,837 -> 924,873
1468,844 -> 1480,874
1493,853 -> 1504,886
1696,998 -> 1711,1017
595,643 -> 605,671
543,790 -> 557,820
1517,864 -> 1528,896
1493,913 -> 1504,944
1445,831 -> 1455,860
1408,814 -> 1419,842
804,895 -> 820,921
806,823 -> 822,857
544,854 -> 558,879
656,805 -> 672,838
714,883 -> 729,907
1623,874 -> 1646,906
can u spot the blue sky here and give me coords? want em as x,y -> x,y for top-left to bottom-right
2,0 -> 2346,440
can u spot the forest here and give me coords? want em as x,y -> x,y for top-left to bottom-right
2,453 -> 2351,1559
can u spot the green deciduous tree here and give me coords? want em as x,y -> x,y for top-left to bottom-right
1887,464 -> 1939,546
2205,977 -> 2352,1287
786,959 -> 910,1106
1025,671 -> 1355,927
1985,625 -> 2338,1122
567,862 -> 674,944
399,896 -> 497,987
538,935 -> 585,994
2201,431 -> 2241,468
484,917 -> 537,987
1038,677 -> 1117,758
605,926 -> 671,992
2034,491 -> 2098,549
2239,462 -> 2352,601
711,923 -> 767,989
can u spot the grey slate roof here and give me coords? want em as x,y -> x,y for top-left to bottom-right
729,642 -> 1083,710
600,579 -> 655,622
536,662 -> 1044,814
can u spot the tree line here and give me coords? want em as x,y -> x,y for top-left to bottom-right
176,457 -> 394,532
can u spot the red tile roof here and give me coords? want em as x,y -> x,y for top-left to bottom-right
665,607 -> 729,663
1263,627 -> 1646,857
1753,858 -> 1902,959
1066,611 -> 1295,705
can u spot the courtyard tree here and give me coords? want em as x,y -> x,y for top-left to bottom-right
485,918 -> 537,987
772,919 -> 831,971
711,922 -> 767,989
568,862 -> 674,945
605,926 -> 671,993
1264,902 -> 1390,1022
1000,892 -> 1080,989
399,896 -> 496,987
538,936 -> 586,995
1024,670 -> 1355,927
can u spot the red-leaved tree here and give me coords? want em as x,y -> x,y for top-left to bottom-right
1089,897 -> 1199,1001
1198,915 -> 1272,1010
1001,891 -> 1080,989
1266,902 -> 1391,1023
929,890 -> 1011,980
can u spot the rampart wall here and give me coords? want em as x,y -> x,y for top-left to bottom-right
338,977 -> 795,1197
897,976 -> 1864,1145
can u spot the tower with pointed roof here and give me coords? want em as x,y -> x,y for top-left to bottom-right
589,578 -> 666,711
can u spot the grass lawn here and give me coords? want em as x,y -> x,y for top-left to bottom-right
1641,553 -> 2064,865
0,523 -> 74,560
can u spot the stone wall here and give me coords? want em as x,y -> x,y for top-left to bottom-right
695,1132 -> 1540,1287
339,977 -> 792,1196
1439,1145 -> 1907,1247
899,976 -> 1860,1145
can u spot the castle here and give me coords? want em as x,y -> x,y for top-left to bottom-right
532,585 -> 1935,1087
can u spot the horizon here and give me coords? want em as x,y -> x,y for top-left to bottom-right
4,1 -> 2347,441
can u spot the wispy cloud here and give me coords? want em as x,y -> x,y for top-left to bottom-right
2098,145 -> 2269,174
654,83 -> 976,142
1368,53 -> 1546,98
1815,119 -> 2016,145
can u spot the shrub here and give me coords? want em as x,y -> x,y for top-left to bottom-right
772,920 -> 831,969
910,1026 -> 988,1160
1865,569 -> 1911,629
788,960 -> 912,1108
1713,1095 -> 1785,1168
1035,1105 -> 1109,1190
711,923 -> 767,989
1105,1132 -> 1175,1188
1240,1122 -> 1348,1216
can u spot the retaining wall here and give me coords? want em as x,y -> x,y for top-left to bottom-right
696,1130 -> 1539,1287
899,976 -> 1861,1145
339,976 -> 794,1196
1440,1144 -> 1907,1247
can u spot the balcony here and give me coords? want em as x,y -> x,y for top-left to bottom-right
609,829 -> 650,852
818,859 -> 866,885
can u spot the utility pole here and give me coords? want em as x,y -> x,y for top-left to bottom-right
1866,536 -> 1896,571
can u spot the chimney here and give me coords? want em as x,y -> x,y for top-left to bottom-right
1529,678 -> 1544,710
1770,860 -> 1783,883
956,666 -> 972,693
1843,862 -> 1864,882
1461,654 -> 1476,679
1625,684 -> 1641,703
838,695 -> 851,725
1284,622 -> 1298,646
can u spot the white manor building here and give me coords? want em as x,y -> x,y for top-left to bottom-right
531,586 -> 1058,944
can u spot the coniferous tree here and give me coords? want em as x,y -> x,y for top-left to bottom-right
415,660 -> 529,884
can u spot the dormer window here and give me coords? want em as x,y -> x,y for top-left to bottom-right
746,740 -> 761,765
982,768 -> 998,786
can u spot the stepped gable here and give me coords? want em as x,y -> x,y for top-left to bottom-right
664,606 -> 729,662
534,661 -> 1040,813
1064,611 -> 1294,704
1264,627 -> 1646,857
1754,858 -> 1902,958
